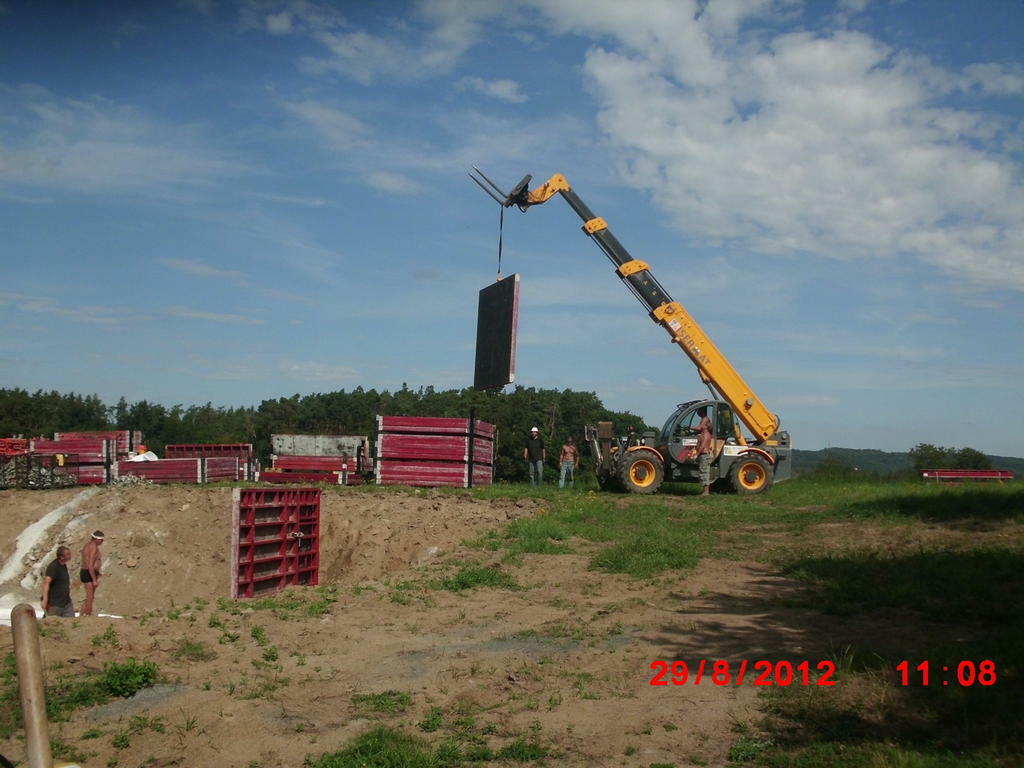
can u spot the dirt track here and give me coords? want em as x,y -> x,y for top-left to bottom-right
0,484 -> 837,767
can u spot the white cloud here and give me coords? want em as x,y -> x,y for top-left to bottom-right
281,100 -> 369,150
540,1 -> 1024,291
266,11 -> 293,35
277,359 -> 358,383
159,258 -> 247,282
456,76 -> 528,103
166,306 -> 263,325
0,292 -> 126,324
0,85 -> 248,196
365,171 -> 421,195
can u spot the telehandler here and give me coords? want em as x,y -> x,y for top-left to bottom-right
471,170 -> 792,494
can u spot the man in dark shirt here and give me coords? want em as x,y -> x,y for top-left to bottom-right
42,546 -> 75,618
523,427 -> 546,485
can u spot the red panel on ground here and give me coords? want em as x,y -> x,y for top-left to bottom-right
258,470 -> 342,485
166,443 -> 254,460
204,457 -> 242,482
232,487 -> 321,599
272,456 -> 349,472
117,459 -> 201,484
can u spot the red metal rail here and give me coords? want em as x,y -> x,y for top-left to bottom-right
919,469 -> 1014,481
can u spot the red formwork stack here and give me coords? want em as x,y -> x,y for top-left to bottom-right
55,430 -> 143,457
260,434 -> 369,485
165,444 -> 254,480
30,437 -> 114,484
375,415 -> 494,487
116,456 -> 246,484
231,487 -> 321,599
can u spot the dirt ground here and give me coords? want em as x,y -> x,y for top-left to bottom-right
0,484 -> 944,767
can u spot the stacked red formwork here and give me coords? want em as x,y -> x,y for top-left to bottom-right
231,487 -> 320,599
0,438 -> 29,456
55,430 -> 143,458
165,444 -> 254,480
375,416 -> 494,488
30,437 -> 113,484
116,458 -> 202,484
261,434 -> 368,485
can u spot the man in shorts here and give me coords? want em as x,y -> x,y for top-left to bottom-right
80,530 -> 104,616
42,546 -> 75,618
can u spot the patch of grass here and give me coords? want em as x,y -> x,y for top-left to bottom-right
496,736 -> 548,761
305,725 -> 460,767
51,738 -> 89,763
91,626 -> 120,648
217,585 -> 338,619
431,565 -> 518,592
419,705 -> 444,732
174,638 -> 216,662
352,690 -> 413,714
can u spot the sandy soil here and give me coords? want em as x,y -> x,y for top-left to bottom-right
0,484 -> 896,767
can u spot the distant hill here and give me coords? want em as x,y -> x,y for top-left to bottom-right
793,448 -> 1024,478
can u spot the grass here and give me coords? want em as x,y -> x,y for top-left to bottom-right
216,584 -> 339,619
431,565 -> 519,592
457,479 -> 1024,767
304,726 -> 461,767
0,655 -> 161,739
352,690 -> 414,714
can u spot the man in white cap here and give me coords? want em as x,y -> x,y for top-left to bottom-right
523,427 -> 546,485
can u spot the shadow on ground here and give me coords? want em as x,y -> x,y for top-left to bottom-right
837,486 -> 1024,525
645,547 -> 1023,762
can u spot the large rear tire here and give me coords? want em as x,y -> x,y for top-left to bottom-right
617,449 -> 664,494
729,454 -> 773,494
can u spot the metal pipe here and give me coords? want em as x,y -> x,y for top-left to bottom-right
11,603 -> 53,768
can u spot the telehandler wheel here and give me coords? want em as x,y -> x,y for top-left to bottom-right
730,453 -> 773,495
618,449 -> 664,494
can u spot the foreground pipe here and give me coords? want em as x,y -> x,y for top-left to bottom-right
11,603 -> 53,768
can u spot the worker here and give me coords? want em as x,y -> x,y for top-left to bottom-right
80,531 -> 105,616
694,407 -> 714,496
41,546 -> 75,618
523,427 -> 546,485
558,436 -> 580,488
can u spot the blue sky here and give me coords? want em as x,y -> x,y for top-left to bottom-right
1,0 -> 1022,456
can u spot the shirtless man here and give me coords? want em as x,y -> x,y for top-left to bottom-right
80,530 -> 104,616
693,407 -> 714,496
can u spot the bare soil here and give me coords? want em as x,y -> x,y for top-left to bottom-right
0,484 -> 974,767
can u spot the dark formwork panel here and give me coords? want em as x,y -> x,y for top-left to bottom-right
474,273 -> 520,391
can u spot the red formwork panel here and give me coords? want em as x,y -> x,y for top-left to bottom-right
231,487 -> 321,599
272,455 -> 350,472
919,469 -> 1014,481
375,460 -> 493,488
0,438 -> 29,456
31,439 -> 110,461
377,416 -> 495,438
165,443 -> 254,460
55,430 -> 142,456
73,465 -> 109,485
257,470 -> 343,485
377,434 -> 494,464
117,458 -> 202,484
204,457 -> 242,482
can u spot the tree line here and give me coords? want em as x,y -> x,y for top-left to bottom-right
0,386 -> 650,482
801,442 -> 994,482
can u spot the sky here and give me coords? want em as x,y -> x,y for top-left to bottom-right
1,0 -> 1022,457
